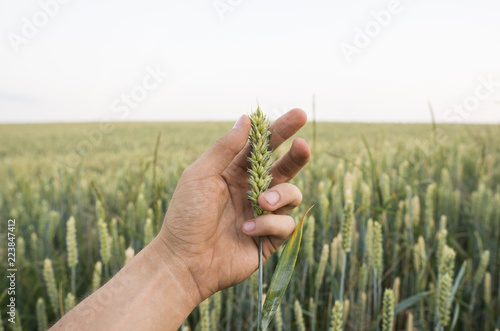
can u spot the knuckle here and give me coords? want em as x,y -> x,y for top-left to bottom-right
278,158 -> 295,179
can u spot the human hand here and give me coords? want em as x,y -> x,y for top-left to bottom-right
155,109 -> 310,301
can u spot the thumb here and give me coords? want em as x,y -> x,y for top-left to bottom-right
192,115 -> 250,176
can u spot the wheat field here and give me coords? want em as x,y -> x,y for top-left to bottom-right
0,121 -> 499,330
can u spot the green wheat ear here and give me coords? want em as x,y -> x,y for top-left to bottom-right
36,298 -> 48,331
382,289 -> 395,331
43,258 -> 59,319
247,106 -> 273,329
247,106 -> 273,216
329,300 -> 343,331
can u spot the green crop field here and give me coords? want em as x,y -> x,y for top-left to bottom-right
1,121 -> 499,330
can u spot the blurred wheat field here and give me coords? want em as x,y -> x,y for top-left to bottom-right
0,121 -> 499,330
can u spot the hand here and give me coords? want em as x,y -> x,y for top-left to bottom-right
156,108 -> 310,300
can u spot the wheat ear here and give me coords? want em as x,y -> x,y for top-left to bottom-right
247,106 -> 273,327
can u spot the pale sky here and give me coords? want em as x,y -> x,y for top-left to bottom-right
0,0 -> 499,123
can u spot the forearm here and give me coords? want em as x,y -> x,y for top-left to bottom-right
51,237 -> 202,331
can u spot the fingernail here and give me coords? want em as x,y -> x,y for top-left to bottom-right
233,115 -> 245,129
264,191 -> 280,205
242,221 -> 256,233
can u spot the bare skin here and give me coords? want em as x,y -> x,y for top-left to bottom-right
52,108 -> 310,331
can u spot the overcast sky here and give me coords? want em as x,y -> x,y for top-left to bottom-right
1,0 -> 499,123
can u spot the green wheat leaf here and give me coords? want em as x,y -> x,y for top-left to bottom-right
260,206 -> 313,331
394,291 -> 431,314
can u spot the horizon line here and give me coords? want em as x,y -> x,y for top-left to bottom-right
1,120 -> 499,125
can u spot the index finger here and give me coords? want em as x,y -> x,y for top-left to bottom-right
268,108 -> 308,150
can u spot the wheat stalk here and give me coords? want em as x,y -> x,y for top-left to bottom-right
304,215 -> 315,273
247,106 -> 273,327
406,311 -> 414,331
329,300 -> 343,331
473,250 -> 490,287
125,246 -> 135,265
64,293 -> 76,314
210,291 -> 222,331
200,299 -> 211,331
294,300 -> 306,331
330,234 -> 340,275
343,299 -> 350,325
43,258 -> 59,318
436,244 -> 456,330
382,289 -> 395,331
312,244 -> 329,331
373,221 -> 383,314
66,216 -> 78,295
144,218 -> 154,245
36,298 -> 48,331
339,171 -> 354,301
97,218 -> 111,275
91,261 -> 103,293
484,272 -> 491,306
274,303 -> 283,331
393,277 -> 401,304
437,273 -> 453,328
